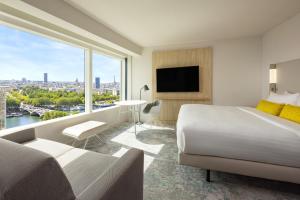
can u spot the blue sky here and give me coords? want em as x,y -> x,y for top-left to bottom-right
0,25 -> 120,83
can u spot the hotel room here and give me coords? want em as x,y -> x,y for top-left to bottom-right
0,0 -> 300,199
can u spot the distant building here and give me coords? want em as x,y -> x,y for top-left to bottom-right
44,73 -> 48,84
112,88 -> 120,96
95,77 -> 100,89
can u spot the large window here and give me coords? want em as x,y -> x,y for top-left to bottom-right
92,52 -> 121,111
0,25 -> 85,129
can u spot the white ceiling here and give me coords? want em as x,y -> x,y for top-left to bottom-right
65,0 -> 300,47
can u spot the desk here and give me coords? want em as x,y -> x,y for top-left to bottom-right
115,100 -> 146,135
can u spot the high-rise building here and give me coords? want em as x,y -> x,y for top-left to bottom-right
95,77 -> 100,89
0,87 -> 7,130
44,73 -> 48,84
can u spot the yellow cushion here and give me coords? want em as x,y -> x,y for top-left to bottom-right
256,100 -> 284,116
279,104 -> 300,124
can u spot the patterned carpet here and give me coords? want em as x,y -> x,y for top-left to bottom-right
85,122 -> 300,200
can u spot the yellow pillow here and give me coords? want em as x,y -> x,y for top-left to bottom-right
256,100 -> 284,116
279,104 -> 300,124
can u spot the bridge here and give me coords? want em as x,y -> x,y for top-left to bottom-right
20,104 -> 51,117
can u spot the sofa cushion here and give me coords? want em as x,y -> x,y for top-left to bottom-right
58,148 -> 117,198
77,149 -> 144,200
0,138 -> 75,200
24,138 -> 74,158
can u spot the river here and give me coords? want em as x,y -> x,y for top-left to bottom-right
6,115 -> 42,129
5,104 -> 115,129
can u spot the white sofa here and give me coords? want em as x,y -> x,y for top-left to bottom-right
0,128 -> 144,200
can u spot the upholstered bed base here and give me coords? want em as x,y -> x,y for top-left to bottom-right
179,152 -> 300,184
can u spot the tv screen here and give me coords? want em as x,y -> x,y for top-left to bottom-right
156,66 -> 199,92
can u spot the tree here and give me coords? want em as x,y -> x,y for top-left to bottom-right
7,87 -> 90,111
6,96 -> 20,108
93,93 -> 119,103
56,97 -> 82,107
42,111 -> 67,120
56,97 -> 70,107
27,97 -> 53,107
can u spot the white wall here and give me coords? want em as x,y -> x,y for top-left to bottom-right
213,38 -> 262,106
131,37 -> 262,108
262,12 -> 300,97
131,48 -> 153,102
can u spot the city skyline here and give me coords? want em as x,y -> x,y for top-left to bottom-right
0,25 -> 121,83
0,73 -> 119,84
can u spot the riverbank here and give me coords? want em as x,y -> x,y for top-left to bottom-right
4,104 -> 116,129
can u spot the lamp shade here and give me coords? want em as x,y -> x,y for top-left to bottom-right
269,69 -> 277,84
143,85 -> 150,91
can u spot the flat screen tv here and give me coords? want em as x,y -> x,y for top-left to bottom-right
156,66 -> 199,92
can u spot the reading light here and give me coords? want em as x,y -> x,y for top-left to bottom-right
269,68 -> 277,84
269,68 -> 277,93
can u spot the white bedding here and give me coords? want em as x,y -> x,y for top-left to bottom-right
177,104 -> 300,168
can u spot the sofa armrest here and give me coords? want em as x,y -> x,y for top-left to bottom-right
0,138 -> 76,200
78,148 -> 144,200
0,128 -> 36,143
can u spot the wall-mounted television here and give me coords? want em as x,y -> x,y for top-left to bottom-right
156,66 -> 199,92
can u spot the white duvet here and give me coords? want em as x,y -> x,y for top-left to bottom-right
177,104 -> 300,168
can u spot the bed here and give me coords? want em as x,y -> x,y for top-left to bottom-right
177,104 -> 300,184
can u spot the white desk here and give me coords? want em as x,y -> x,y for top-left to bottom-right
115,100 -> 147,135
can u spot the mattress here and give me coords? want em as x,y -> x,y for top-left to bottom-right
177,104 -> 300,168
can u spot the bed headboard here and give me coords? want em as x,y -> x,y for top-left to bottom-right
276,58 -> 300,94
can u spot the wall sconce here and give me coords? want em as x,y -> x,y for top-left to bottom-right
269,68 -> 277,93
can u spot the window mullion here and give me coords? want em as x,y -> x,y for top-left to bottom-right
85,48 -> 93,113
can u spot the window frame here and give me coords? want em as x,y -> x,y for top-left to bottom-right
0,15 -> 128,116
91,50 -> 124,111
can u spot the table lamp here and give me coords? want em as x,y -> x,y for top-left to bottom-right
138,84 -> 149,124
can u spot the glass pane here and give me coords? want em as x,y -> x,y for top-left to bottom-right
92,53 -> 121,110
0,25 -> 85,129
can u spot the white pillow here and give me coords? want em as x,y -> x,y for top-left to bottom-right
284,91 -> 291,95
283,91 -> 300,106
267,92 -> 299,105
297,96 -> 300,106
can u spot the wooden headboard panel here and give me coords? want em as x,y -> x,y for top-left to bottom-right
152,48 -> 213,121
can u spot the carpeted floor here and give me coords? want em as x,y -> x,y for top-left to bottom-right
85,122 -> 300,200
